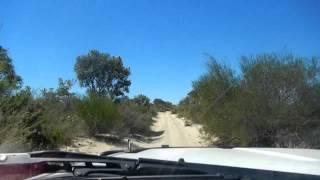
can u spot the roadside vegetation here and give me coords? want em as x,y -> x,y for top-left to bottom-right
153,98 -> 175,112
178,54 -> 320,148
0,47 -> 162,152
2,43 -> 319,151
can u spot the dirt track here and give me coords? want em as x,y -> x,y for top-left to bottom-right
63,112 -> 205,154
135,111 -> 204,147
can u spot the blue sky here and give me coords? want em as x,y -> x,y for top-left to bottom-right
1,0 -> 319,103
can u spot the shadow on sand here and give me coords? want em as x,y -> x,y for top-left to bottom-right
94,130 -> 165,146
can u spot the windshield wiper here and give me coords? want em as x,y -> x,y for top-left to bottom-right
30,150 -> 107,159
71,157 -> 240,179
134,158 -> 206,175
28,151 -> 137,176
69,157 -> 207,177
28,151 -> 241,179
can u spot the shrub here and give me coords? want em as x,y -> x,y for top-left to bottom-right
76,93 -> 121,135
116,98 -> 155,136
0,86 -> 87,151
153,98 -> 174,112
118,105 -> 153,135
178,54 -> 320,148
0,88 -> 49,151
39,95 -> 86,148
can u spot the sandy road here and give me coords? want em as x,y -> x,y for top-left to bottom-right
135,111 -> 204,147
63,112 -> 205,154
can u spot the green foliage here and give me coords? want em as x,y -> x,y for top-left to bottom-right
153,98 -> 174,112
0,78 -> 155,152
133,95 -> 151,109
119,106 -> 149,135
178,54 -> 320,148
132,94 -> 157,115
39,85 -> 85,148
0,46 -> 22,95
239,54 -> 320,147
117,99 -> 155,136
0,88 -> 48,151
56,78 -> 75,96
75,93 -> 156,137
75,50 -> 131,100
0,47 -> 156,152
76,93 -> 121,135
0,80 -> 84,152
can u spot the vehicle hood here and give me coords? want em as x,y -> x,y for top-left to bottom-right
109,147 -> 320,176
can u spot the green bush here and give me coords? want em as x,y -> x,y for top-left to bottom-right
117,100 -> 154,136
0,46 -> 159,151
76,93 -> 121,135
0,88 -> 157,151
0,86 -> 87,151
39,96 -> 86,148
118,106 -> 149,135
178,54 -> 320,148
153,98 -> 174,112
0,88 -> 49,151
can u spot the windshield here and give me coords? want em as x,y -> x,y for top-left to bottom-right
0,0 -> 319,155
